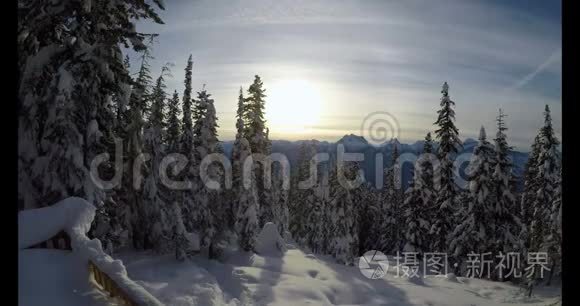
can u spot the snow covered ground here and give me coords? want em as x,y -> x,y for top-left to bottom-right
118,236 -> 561,306
18,202 -> 561,306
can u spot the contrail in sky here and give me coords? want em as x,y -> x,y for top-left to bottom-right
511,48 -> 561,90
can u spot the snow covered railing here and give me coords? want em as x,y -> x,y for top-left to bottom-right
88,260 -> 142,306
19,197 -> 164,306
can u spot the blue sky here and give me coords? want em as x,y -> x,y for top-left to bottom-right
130,0 -> 561,151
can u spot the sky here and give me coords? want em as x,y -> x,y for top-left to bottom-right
131,0 -> 561,151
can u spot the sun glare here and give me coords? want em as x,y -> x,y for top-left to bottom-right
266,79 -> 323,133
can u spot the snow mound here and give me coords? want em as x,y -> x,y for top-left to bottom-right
19,197 -> 96,249
254,222 -> 286,257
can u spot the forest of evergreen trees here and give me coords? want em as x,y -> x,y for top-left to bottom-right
17,0 -> 561,292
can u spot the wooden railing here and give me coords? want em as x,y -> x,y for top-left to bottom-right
88,260 -> 140,306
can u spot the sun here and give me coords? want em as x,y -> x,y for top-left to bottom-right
265,79 -> 323,133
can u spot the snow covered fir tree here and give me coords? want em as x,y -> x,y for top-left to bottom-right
18,1 -> 562,305
430,82 -> 463,256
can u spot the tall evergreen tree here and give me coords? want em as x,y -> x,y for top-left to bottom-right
191,88 -> 222,251
232,99 -> 260,251
243,75 -> 269,153
157,71 -> 185,250
525,105 -> 561,293
377,141 -> 403,253
520,134 -> 541,256
166,90 -> 181,153
95,53 -> 133,253
243,76 -> 276,228
141,66 -> 172,252
402,133 -> 435,256
492,109 -> 522,265
181,55 -> 195,156
17,1 -> 164,252
521,134 -> 542,230
193,88 -> 219,160
529,105 -> 560,253
431,82 -> 462,253
227,87 -> 246,228
179,55 -> 198,233
328,160 -> 359,264
527,106 -> 561,280
236,86 -> 246,127
18,0 -> 159,207
449,127 -> 495,274
124,48 -> 156,250
289,141 -> 318,246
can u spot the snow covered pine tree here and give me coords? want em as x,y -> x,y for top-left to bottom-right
192,87 -> 225,257
141,66 -> 173,252
232,89 -> 260,252
449,127 -> 495,275
290,141 -> 314,246
526,105 -> 560,292
18,0 -> 165,251
328,158 -> 360,264
402,133 -> 436,257
431,82 -> 462,254
491,109 -> 522,280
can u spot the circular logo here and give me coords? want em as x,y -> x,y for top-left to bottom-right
360,111 -> 400,145
359,250 -> 389,279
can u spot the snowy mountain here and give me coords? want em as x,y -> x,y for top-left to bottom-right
337,134 -> 370,149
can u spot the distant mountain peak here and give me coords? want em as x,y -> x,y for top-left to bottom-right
337,134 -> 368,145
379,137 -> 400,147
463,138 -> 477,144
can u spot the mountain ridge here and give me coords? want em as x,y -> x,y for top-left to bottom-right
220,134 -> 529,191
